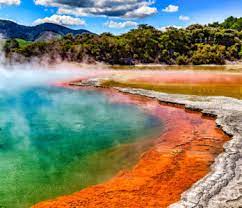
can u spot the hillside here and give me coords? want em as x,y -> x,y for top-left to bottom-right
0,20 -> 91,41
3,16 -> 242,65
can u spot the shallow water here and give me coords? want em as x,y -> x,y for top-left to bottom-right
0,86 -> 163,208
98,68 -> 242,99
32,88 -> 230,208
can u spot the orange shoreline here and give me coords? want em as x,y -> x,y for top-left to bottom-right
33,88 -> 229,208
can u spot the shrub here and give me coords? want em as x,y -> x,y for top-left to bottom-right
176,55 -> 190,65
191,44 -> 226,65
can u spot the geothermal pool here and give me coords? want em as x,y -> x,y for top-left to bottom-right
33,88 -> 229,208
0,86 -> 164,208
0,65 -> 235,208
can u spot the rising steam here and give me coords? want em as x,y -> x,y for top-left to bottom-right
0,38 -> 110,91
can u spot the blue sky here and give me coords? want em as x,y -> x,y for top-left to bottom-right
0,0 -> 242,34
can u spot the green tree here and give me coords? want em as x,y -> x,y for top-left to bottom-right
192,44 -> 226,65
4,39 -> 19,53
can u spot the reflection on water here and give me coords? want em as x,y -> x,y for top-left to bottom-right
104,82 -> 242,99
100,67 -> 242,99
0,87 -> 163,208
111,65 -> 242,73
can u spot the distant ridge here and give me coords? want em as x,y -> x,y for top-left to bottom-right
0,20 -> 92,41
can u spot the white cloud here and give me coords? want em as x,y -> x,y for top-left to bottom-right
159,25 -> 182,32
33,14 -> 86,26
179,15 -> 190,21
0,0 -> 20,5
162,5 -> 179,13
34,0 -> 157,18
57,8 -> 88,17
105,20 -> 138,29
124,5 -> 157,18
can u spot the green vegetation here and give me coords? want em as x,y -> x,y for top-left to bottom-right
210,16 -> 242,31
15,39 -> 32,47
3,39 -> 32,53
4,16 -> 242,65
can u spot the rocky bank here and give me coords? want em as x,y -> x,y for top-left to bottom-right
116,87 -> 242,208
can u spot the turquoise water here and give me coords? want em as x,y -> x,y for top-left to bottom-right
0,86 -> 163,208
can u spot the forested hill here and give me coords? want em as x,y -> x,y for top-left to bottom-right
209,16 -> 242,31
0,20 -> 91,41
4,16 -> 242,65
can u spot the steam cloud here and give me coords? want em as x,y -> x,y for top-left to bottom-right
0,38 -> 109,92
